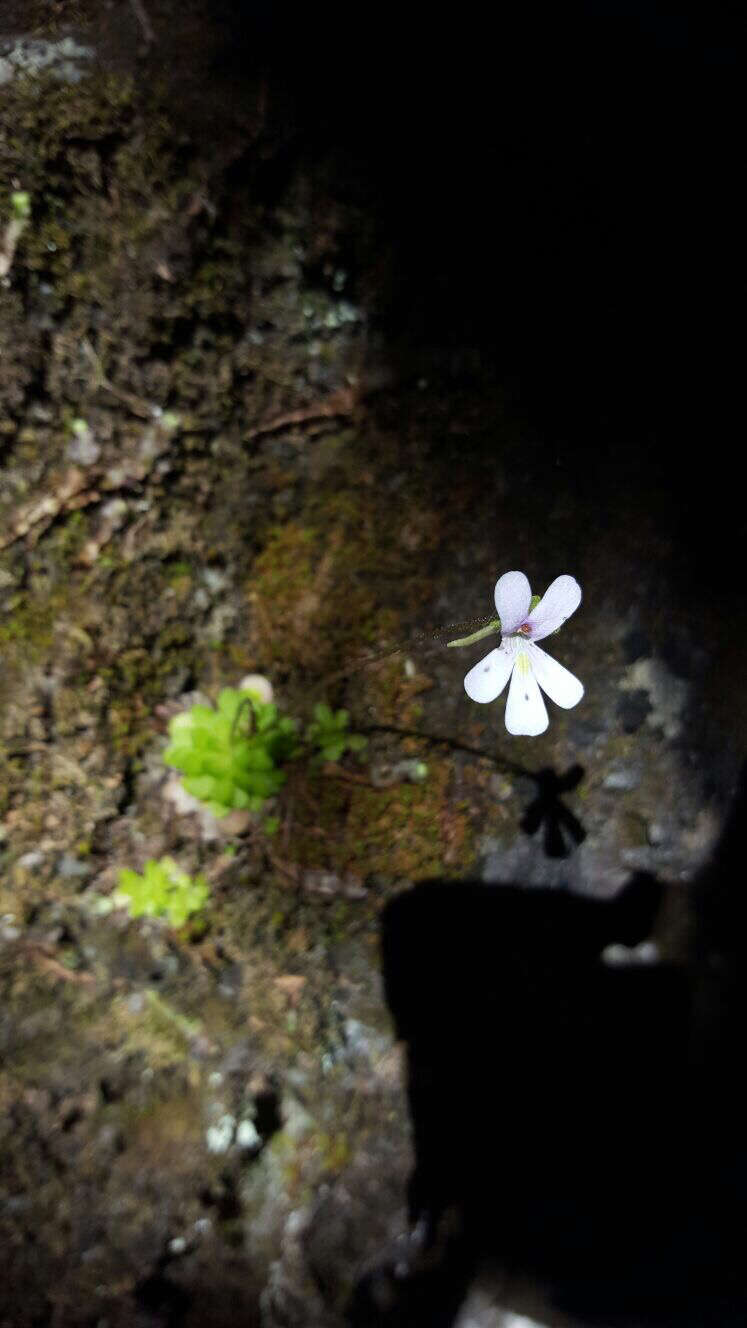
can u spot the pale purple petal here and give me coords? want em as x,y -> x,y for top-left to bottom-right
525,574 -> 582,641
527,642 -> 584,708
494,570 -> 531,634
464,646 -> 514,704
504,649 -> 549,735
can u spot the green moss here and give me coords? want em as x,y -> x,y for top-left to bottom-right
283,757 -> 473,881
0,589 -> 62,657
143,988 -> 203,1042
247,489 -> 427,704
88,569 -> 205,756
54,509 -> 90,560
248,523 -> 318,668
164,560 -> 193,585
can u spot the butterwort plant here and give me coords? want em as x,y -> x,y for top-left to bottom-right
115,857 -> 209,927
306,703 -> 368,764
163,686 -> 298,817
461,571 -> 584,735
162,683 -> 368,820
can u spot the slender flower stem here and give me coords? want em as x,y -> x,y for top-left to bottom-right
446,618 -> 501,648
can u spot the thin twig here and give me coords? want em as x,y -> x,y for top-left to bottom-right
0,467 -> 91,550
358,722 -> 535,782
264,850 -> 300,885
244,385 -> 356,442
25,943 -> 95,985
82,339 -> 159,420
241,820 -> 300,885
319,763 -> 374,786
129,0 -> 156,47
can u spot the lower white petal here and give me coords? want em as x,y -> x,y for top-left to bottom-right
504,651 -> 549,735
464,646 -> 514,703
527,642 -> 584,709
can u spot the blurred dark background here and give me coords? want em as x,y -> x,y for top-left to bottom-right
205,0 -> 743,591
214,2 -> 740,396
205,9 -> 745,1321
363,788 -> 746,1326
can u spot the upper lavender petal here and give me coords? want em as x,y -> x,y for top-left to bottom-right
494,571 -> 532,634
525,575 -> 582,641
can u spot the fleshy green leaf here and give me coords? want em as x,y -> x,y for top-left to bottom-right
162,743 -> 194,769
116,859 -> 209,927
183,774 -> 218,800
189,704 -> 217,723
162,684 -> 298,816
168,712 -> 195,736
241,746 -> 275,771
254,703 -> 278,732
217,688 -> 242,719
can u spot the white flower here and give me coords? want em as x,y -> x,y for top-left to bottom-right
464,571 -> 584,735
238,673 -> 274,704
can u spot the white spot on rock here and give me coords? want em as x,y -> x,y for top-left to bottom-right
602,940 -> 661,967
206,1113 -> 235,1153
236,1118 -> 261,1150
619,658 -> 689,740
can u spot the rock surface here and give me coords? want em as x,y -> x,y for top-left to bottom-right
1,4 -> 743,1327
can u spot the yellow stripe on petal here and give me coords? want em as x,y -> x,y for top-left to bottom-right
505,656 -> 549,735
515,649 -> 531,677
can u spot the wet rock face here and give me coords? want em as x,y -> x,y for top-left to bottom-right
1,3 -> 744,1328
0,34 -> 95,86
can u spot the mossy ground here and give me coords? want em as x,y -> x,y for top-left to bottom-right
0,24 -> 484,1324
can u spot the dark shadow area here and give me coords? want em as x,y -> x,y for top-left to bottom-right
213,7 -> 741,421
365,726 -> 588,859
194,1 -> 746,653
363,725 -> 587,858
350,768 -> 747,1326
520,764 -> 586,858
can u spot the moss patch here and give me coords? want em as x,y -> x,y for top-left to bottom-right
281,754 -> 472,879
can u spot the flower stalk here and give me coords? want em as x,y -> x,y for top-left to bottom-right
446,618 -> 501,648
